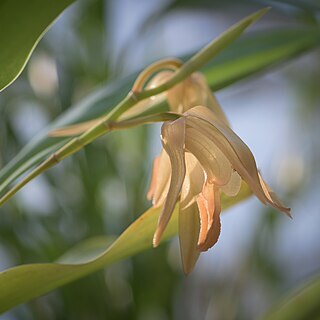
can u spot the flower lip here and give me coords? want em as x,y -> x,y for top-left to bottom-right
196,183 -> 221,252
148,101 -> 290,274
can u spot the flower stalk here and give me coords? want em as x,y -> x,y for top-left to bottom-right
0,7 -> 269,206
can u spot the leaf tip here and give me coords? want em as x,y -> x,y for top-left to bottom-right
250,7 -> 271,24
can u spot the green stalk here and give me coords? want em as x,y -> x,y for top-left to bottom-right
136,7 -> 270,100
0,113 -> 179,205
0,8 -> 269,206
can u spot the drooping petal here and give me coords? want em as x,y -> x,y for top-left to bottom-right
147,155 -> 161,201
180,152 -> 205,209
197,193 -> 209,248
196,183 -> 221,252
185,107 -> 269,204
153,117 -> 186,247
185,106 -> 290,214
179,202 -> 201,274
201,186 -> 221,251
152,150 -> 171,207
185,127 -> 232,186
166,72 -> 229,124
221,170 -> 242,197
190,72 -> 229,126
199,183 -> 215,247
258,173 -> 291,217
167,75 -> 198,113
206,93 -> 230,126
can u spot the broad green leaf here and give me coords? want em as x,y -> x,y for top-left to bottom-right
0,182 -> 251,313
0,0 -> 76,92
0,28 -> 319,198
261,274 -> 320,320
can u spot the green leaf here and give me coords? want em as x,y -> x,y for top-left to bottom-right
0,183 -> 251,313
154,7 -> 270,93
261,274 -> 320,320
204,28 -> 320,90
0,0 -> 76,92
1,28 -> 319,198
1,5 -> 269,199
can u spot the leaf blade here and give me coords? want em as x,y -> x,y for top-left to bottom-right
0,0 -> 76,92
262,275 -> 320,320
0,183 -> 251,313
1,28 -> 319,199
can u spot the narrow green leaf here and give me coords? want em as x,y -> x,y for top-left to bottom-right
139,7 -> 270,98
0,77 -> 134,194
0,182 -> 252,313
0,0 -> 76,92
261,275 -> 320,320
1,28 -> 319,198
204,28 -> 320,90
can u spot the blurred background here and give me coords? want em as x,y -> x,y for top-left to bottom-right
0,0 -> 319,319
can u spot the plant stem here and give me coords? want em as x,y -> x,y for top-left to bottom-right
0,7 -> 269,206
0,112 -> 179,205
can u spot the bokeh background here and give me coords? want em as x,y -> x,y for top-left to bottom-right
0,0 -> 319,319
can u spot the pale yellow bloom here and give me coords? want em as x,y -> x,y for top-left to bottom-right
147,73 -> 290,274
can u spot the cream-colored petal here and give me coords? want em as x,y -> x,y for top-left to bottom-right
147,155 -> 161,201
185,127 -> 232,186
258,173 -> 291,217
185,106 -> 268,205
206,93 -> 230,127
190,72 -> 229,126
196,193 -> 209,248
152,150 -> 171,207
180,152 -> 205,209
221,170 -> 242,197
166,79 -> 185,113
120,71 -> 172,120
179,202 -> 201,274
167,75 -> 204,113
196,183 -> 221,252
200,186 -> 221,252
153,117 -> 186,247
181,75 -> 207,112
166,72 -> 229,116
185,106 -> 290,214
197,183 -> 215,249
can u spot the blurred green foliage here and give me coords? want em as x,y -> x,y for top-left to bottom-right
0,0 -> 320,319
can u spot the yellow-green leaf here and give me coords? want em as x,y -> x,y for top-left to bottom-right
0,0 -> 76,92
1,28 -> 319,197
261,274 -> 320,320
0,183 -> 251,313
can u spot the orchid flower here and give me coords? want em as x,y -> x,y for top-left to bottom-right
147,73 -> 290,274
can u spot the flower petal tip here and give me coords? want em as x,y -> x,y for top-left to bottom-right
152,232 -> 161,248
197,243 -> 210,252
182,264 -> 195,275
276,203 -> 291,219
285,208 -> 293,219
181,248 -> 200,275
